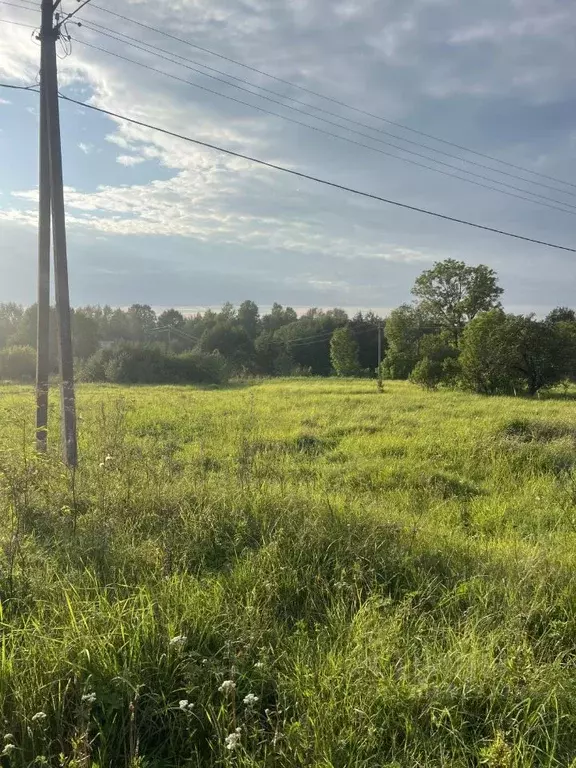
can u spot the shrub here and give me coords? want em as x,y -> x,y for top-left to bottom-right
79,344 -> 228,385
0,345 -> 36,381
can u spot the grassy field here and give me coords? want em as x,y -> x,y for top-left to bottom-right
1,378 -> 576,767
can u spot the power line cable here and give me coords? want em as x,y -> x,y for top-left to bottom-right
0,16 -> 36,29
70,36 -> 576,218
77,17 -> 576,201
7,0 -> 571,203
0,0 -> 37,11
283,324 -> 381,349
2,82 -> 575,253
57,0 -> 92,27
87,2 -> 576,192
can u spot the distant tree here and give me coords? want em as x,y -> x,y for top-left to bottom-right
237,300 -> 261,340
554,321 -> 576,381
349,311 -> 386,373
200,322 -> 255,372
72,309 -> 100,359
107,308 -> 132,341
279,312 -> 347,375
382,305 -> 429,379
254,331 -> 286,375
261,303 -> 297,332
546,306 -> 576,324
8,304 -> 59,367
412,259 -> 503,343
0,345 -> 36,380
330,327 -> 361,377
509,315 -> 563,396
127,304 -> 157,342
158,309 -> 185,329
0,303 -> 24,348
219,302 -> 236,322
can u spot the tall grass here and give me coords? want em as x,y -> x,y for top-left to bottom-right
1,379 -> 576,766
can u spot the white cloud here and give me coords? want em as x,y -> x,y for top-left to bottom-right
78,142 -> 94,154
116,154 -> 145,166
1,0 -> 575,309
0,98 -> 11,105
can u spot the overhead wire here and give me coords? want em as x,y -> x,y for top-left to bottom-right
69,35 -> 576,218
5,0 -> 573,210
0,16 -> 36,29
75,17 -> 576,201
2,82 -> 575,253
86,1 -> 576,192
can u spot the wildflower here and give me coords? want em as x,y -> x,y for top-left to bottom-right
243,693 -> 259,706
254,661 -> 264,669
218,680 -> 236,694
105,455 -> 113,462
201,658 -> 208,666
31,712 -> 47,723
99,462 -> 105,469
81,692 -> 97,705
169,634 -> 187,648
224,731 -> 241,751
178,699 -> 194,711
2,743 -> 16,755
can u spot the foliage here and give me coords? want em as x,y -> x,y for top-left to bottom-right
382,305 -> 429,379
546,306 -> 576,324
330,327 -> 361,376
459,310 -> 523,395
460,311 -> 568,396
1,379 -> 576,766
0,345 -> 35,380
409,333 -> 460,389
412,258 -> 503,342
80,343 -> 228,385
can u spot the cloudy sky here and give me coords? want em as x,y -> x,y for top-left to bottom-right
0,0 -> 575,314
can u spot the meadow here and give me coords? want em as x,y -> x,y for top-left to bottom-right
1,378 -> 576,767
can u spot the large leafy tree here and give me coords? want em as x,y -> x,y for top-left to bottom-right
330,327 -> 361,377
412,259 -> 503,343
460,311 -> 564,396
459,310 -> 520,395
382,305 -> 429,379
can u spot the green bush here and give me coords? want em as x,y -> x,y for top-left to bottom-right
79,344 -> 228,385
0,345 -> 36,380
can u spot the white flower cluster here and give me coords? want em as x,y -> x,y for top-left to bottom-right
81,692 -> 97,705
179,699 -> 195,712
243,693 -> 259,706
218,680 -> 236,694
225,728 -> 242,751
169,635 -> 187,648
31,712 -> 47,723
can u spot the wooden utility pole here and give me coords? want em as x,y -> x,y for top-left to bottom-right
377,324 -> 383,388
36,42 -> 51,453
39,0 -> 77,466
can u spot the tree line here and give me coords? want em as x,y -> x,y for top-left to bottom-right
0,258 -> 574,394
0,300 -> 384,384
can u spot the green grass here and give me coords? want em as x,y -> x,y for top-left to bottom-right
1,378 -> 576,766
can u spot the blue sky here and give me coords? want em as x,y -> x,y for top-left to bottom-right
0,0 -> 575,314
